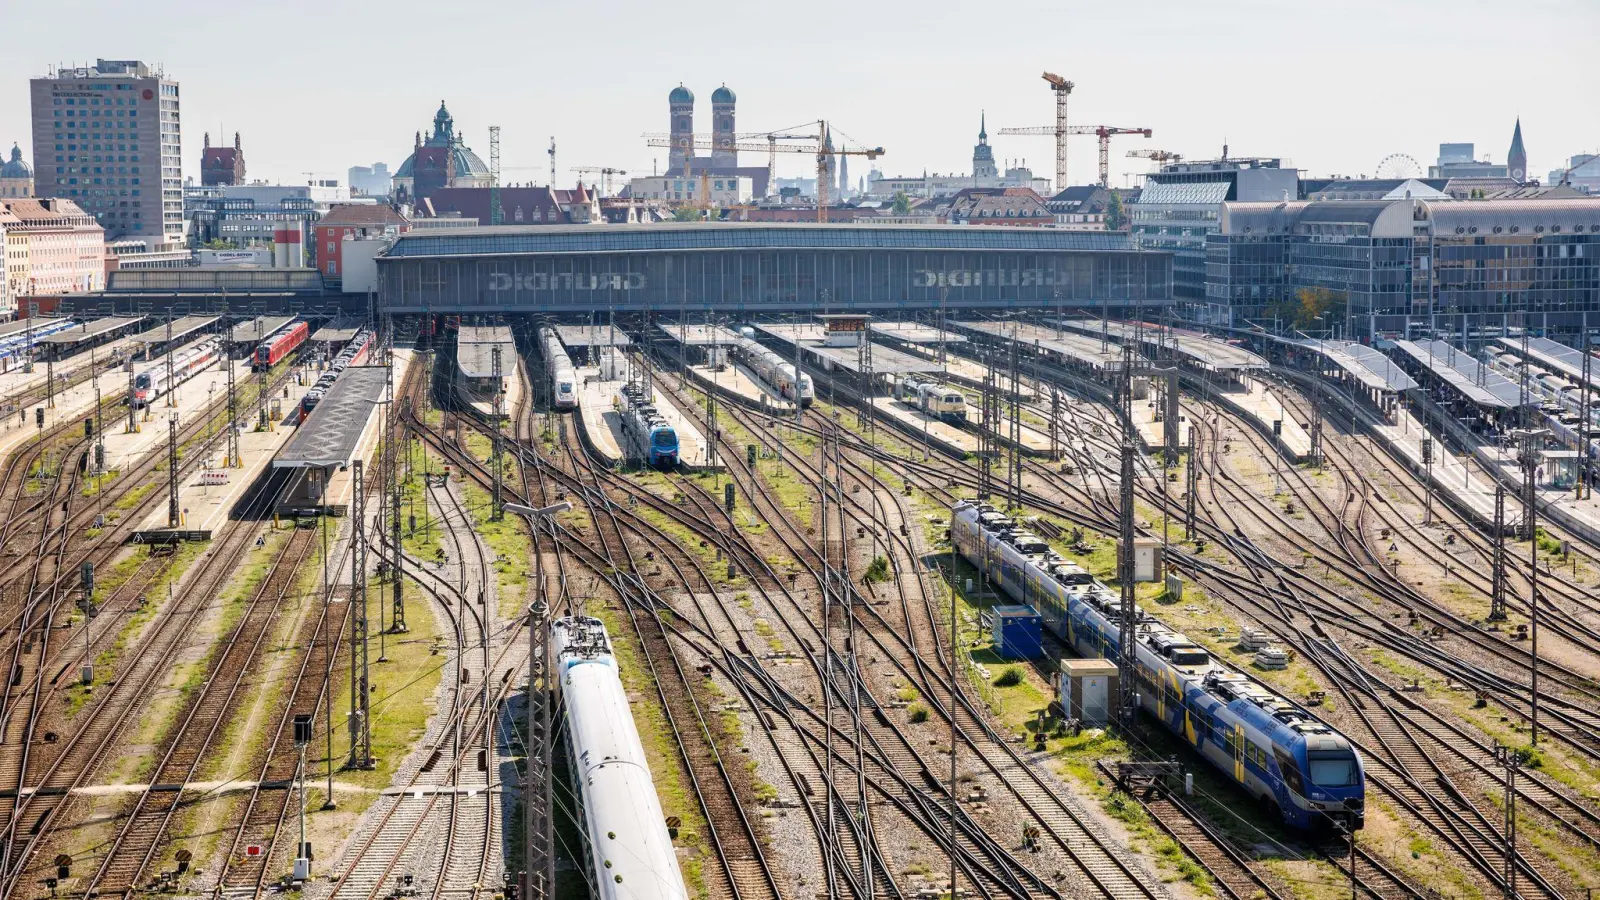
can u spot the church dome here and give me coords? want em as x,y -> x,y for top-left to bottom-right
394,101 -> 489,180
0,145 -> 30,179
711,84 -> 736,104
669,84 -> 694,104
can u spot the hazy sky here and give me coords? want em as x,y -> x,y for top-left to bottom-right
4,0 -> 1596,190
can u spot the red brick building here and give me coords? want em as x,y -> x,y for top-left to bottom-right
200,132 -> 246,186
314,204 -> 409,280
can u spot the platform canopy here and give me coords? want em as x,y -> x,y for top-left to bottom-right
228,315 -> 295,345
1394,339 -> 1524,408
953,319 -> 1123,371
1057,319 -> 1267,371
656,322 -> 743,346
458,325 -> 515,378
312,317 -> 367,343
1496,336 -> 1600,392
129,315 -> 221,347
555,324 -> 631,348
869,321 -> 967,345
275,366 -> 389,468
752,323 -> 940,374
38,315 -> 146,344
0,318 -> 65,339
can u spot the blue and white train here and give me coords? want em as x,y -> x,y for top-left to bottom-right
950,501 -> 1366,832
553,616 -> 689,900
539,326 -> 577,411
617,381 -> 679,468
0,320 -> 78,367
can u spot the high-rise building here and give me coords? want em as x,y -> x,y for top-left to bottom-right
1507,118 -> 1528,183
30,60 -> 184,249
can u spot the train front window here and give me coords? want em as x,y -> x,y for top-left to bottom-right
135,375 -> 151,389
652,429 -> 677,449
1308,753 -> 1359,787
559,381 -> 574,394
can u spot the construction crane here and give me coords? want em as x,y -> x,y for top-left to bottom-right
571,166 -> 628,196
999,123 -> 1152,189
1128,148 -> 1182,167
1041,73 -> 1073,191
646,120 -> 882,222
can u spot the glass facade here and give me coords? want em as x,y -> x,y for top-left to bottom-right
1422,234 -> 1599,333
379,227 -> 1172,314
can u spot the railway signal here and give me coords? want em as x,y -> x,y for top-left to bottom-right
293,713 -> 313,882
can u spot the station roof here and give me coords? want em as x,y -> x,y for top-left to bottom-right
228,316 -> 296,345
753,323 -> 940,374
869,321 -> 968,345
1058,319 -> 1267,371
312,317 -> 367,343
0,317 -> 65,338
555,324 -> 632,348
129,315 -> 222,346
38,315 -> 145,344
656,322 -> 743,346
380,222 -> 1140,260
1393,339 -> 1524,408
457,326 -> 515,378
952,320 -> 1123,371
1495,336 -> 1600,391
275,366 -> 389,468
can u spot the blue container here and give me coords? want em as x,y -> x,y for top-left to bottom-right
991,605 -> 1043,660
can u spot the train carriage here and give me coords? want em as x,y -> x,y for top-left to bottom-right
950,500 -> 1365,833
553,616 -> 688,900
730,336 -> 813,406
253,321 -> 309,370
539,326 -> 577,410
617,381 -> 678,468
133,339 -> 221,406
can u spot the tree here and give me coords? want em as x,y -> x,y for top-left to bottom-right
1104,189 -> 1127,231
891,190 -> 912,216
202,238 -> 238,250
671,207 -> 702,222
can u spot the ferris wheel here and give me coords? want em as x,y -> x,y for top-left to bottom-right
1376,153 -> 1422,179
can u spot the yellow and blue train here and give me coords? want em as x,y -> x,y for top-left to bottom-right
950,500 -> 1365,833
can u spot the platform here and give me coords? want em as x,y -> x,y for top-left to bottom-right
940,355 -> 1037,401
0,337 -> 136,400
1495,336 -> 1600,392
272,353 -> 413,515
456,359 -> 525,419
228,315 -> 296,347
689,362 -> 794,412
1130,395 -> 1190,452
1059,319 -> 1268,372
1217,379 -> 1311,462
871,396 -> 976,455
134,362 -> 316,540
572,367 -> 625,464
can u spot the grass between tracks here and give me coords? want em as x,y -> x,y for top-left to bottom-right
60,545 -> 190,717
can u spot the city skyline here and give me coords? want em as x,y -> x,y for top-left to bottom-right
1,0 -> 1595,192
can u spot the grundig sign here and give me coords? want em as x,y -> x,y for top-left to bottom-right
484,267 -> 1072,292
488,273 -> 646,292
912,268 -> 1070,288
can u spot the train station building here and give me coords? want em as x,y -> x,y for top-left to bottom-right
376,223 -> 1172,316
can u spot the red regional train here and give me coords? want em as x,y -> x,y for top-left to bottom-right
253,321 -> 309,370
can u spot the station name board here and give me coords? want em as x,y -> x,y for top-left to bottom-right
488,273 -> 646,292
484,267 -> 1075,292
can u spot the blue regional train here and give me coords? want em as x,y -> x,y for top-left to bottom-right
951,501 -> 1365,832
618,381 -> 679,468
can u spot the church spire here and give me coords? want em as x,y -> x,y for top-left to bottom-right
979,111 -> 988,143
1507,117 -> 1528,183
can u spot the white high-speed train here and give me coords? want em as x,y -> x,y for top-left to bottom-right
730,336 -> 813,406
539,326 -> 577,410
133,339 -> 222,406
553,616 -> 688,900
